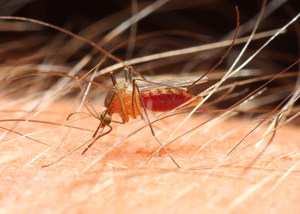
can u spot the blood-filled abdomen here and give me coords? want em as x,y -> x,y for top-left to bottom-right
140,87 -> 202,112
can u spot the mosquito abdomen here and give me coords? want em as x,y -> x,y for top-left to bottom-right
140,87 -> 202,112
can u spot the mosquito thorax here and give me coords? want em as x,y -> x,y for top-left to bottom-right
103,80 -> 140,123
104,81 -> 133,108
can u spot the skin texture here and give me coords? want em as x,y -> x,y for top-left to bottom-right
0,99 -> 300,214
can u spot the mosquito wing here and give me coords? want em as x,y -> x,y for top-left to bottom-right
137,75 -> 208,91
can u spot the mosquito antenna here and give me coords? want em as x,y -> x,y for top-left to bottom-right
82,104 -> 100,120
186,6 -> 240,91
73,76 -> 101,120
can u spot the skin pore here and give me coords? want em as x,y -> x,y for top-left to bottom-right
0,1 -> 300,213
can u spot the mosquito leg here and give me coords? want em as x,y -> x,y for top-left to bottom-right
110,71 -> 117,86
82,125 -> 113,155
133,80 -> 180,168
115,91 -> 130,123
131,75 -> 142,119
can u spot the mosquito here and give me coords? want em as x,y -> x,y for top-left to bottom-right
82,36 -> 237,168
82,67 -> 208,167
80,7 -> 239,168
0,7 -> 238,168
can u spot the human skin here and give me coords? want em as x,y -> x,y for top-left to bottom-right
0,99 -> 300,214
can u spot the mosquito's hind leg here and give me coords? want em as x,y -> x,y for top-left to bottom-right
132,79 -> 180,168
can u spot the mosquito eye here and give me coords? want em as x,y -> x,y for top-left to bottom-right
103,117 -> 111,125
100,112 -> 111,126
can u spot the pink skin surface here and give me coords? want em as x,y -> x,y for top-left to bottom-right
0,99 -> 299,213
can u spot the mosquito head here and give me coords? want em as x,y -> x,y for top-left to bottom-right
100,111 -> 112,126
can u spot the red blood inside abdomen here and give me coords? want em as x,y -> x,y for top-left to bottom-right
140,89 -> 193,112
